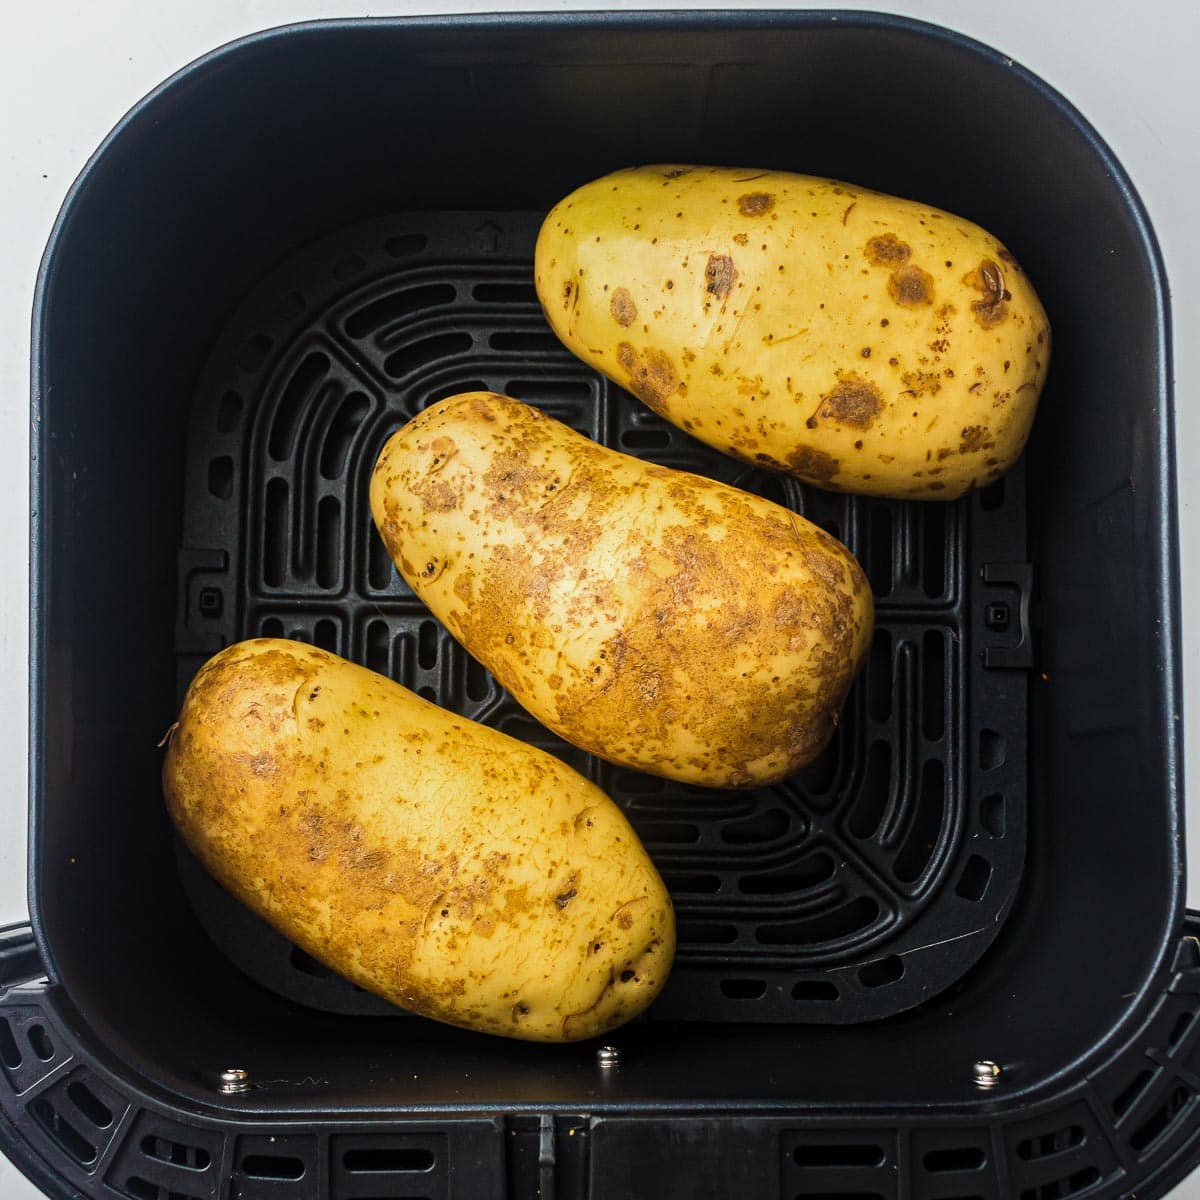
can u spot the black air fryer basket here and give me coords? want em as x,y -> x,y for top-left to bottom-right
4,12 -> 1195,1200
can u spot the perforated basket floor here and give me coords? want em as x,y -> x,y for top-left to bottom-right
174,212 -> 1033,1024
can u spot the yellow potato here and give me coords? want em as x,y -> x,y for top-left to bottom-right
163,639 -> 673,1042
370,392 -> 873,788
534,165 -> 1050,499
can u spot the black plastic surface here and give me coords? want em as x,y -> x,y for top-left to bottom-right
6,918 -> 1200,1200
174,210 -> 1028,1025
24,7 -> 1186,1200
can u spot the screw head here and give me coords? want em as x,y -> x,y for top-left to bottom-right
596,1045 -> 621,1069
217,1067 -> 251,1095
972,1060 -> 1001,1089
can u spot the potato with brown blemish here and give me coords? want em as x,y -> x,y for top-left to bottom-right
370,392 -> 873,788
534,165 -> 1050,499
163,639 -> 673,1042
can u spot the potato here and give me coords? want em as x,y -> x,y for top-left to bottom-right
534,165 -> 1050,499
370,392 -> 873,788
163,639 -> 674,1042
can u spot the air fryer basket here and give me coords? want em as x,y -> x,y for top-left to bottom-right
5,11 -> 1192,1200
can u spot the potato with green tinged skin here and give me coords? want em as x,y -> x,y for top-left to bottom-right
534,165 -> 1051,500
370,391 -> 873,789
163,638 -> 674,1043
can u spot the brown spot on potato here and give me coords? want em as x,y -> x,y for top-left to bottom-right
997,247 -> 1022,271
888,264 -> 935,306
610,287 -> 637,327
865,233 -> 911,266
787,445 -> 840,483
967,260 -> 1011,328
737,192 -> 774,216
732,232 -> 749,246
704,254 -> 737,299
814,375 -> 885,429
901,369 -> 942,397
959,425 -> 993,453
616,343 -> 682,416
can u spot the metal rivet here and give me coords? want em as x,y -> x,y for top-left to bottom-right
596,1045 -> 621,1069
973,1060 -> 1001,1089
217,1067 -> 251,1095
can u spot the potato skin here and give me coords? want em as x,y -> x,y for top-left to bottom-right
534,165 -> 1050,499
370,392 -> 873,788
163,639 -> 674,1042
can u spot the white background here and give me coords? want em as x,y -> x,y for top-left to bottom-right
1,2 -> 1197,1196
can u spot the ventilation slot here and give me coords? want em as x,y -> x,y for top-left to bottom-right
263,478 -> 289,588
922,503 -> 947,597
345,284 -> 457,338
893,760 -> 946,882
1019,1167 -> 1101,1200
28,1023 -> 54,1061
794,1143 -> 885,1167
384,332 -> 474,379
981,792 -> 1005,837
0,1016 -> 21,1068
956,855 -> 992,902
739,853 -> 834,894
423,379 -> 490,406
621,427 -> 673,450
1017,1125 -> 1085,1162
1169,1010 -> 1195,1048
661,871 -> 721,895
922,630 -> 946,740
797,731 -> 840,796
270,351 -> 328,461
720,978 -> 766,999
465,657 -> 491,703
636,821 -> 702,845
207,456 -> 233,499
260,617 -> 284,639
31,1097 -> 95,1165
792,979 -> 838,1001
368,528 -> 395,590
858,955 -> 903,988
216,390 -> 242,432
848,741 -> 892,840
243,1154 -> 306,1180
314,618 -> 338,653
980,728 -> 1006,770
924,1147 -> 986,1172
320,392 -> 370,479
721,807 -> 790,845
757,896 -> 880,946
678,922 -> 739,946
141,1135 -> 211,1170
365,620 -> 391,676
489,329 -> 563,354
314,496 -> 342,590
343,1146 -> 435,1172
385,232 -> 428,258
67,1080 -> 114,1128
1113,1067 -> 1156,1118
867,504 -> 893,596
473,281 -> 538,304
506,379 -> 593,402
1130,1084 -> 1195,1153
417,621 -> 439,671
867,630 -> 893,723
